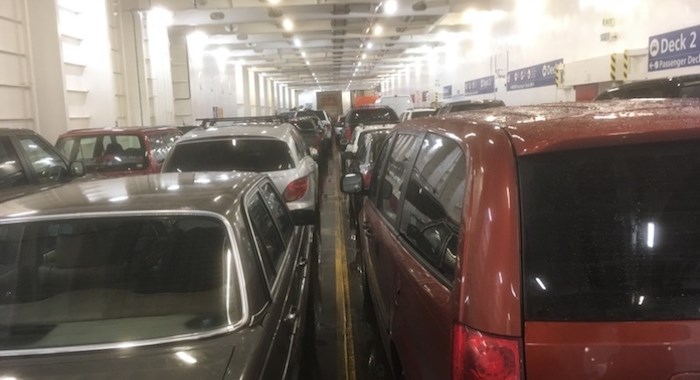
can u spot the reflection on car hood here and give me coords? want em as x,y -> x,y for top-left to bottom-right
0,336 -> 234,379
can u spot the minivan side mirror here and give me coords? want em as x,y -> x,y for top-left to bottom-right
70,161 -> 86,177
341,173 -> 363,194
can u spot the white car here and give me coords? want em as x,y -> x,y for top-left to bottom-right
162,122 -> 319,223
343,124 -> 394,170
399,108 -> 436,122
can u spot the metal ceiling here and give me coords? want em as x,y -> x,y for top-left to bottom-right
131,0 -> 483,91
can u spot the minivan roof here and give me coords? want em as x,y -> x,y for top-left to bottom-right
422,99 -> 700,156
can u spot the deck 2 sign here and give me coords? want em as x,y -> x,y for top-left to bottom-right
648,24 -> 700,72
507,59 -> 563,91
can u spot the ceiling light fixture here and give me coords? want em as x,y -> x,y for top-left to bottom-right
367,42 -> 374,49
384,0 -> 398,15
358,61 -> 362,66
373,24 -> 383,35
268,0 -> 280,4
412,0 -> 427,11
293,37 -> 301,47
150,7 -> 173,26
362,53 -> 367,59
282,18 -> 294,31
301,51 -> 306,57
305,60 -> 310,65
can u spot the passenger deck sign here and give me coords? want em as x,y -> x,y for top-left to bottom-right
648,25 -> 700,71
464,75 -> 495,95
507,59 -> 563,91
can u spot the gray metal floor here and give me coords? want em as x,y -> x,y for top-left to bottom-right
299,146 -> 392,380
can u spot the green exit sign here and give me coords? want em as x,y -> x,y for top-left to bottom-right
602,18 -> 615,27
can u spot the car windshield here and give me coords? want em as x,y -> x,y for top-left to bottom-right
520,140 -> 700,322
0,215 -> 238,351
348,108 -> 399,126
56,134 -> 147,172
163,138 -> 295,172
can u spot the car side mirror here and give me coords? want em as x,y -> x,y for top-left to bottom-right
341,173 -> 363,193
70,161 -> 85,177
341,151 -> 355,160
308,147 -> 319,160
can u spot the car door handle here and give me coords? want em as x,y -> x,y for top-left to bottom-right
298,257 -> 308,267
285,306 -> 299,322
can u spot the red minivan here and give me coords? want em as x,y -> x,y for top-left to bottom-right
56,127 -> 181,177
342,99 -> 700,380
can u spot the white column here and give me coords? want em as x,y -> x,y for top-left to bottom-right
121,10 -> 151,125
26,0 -> 68,141
146,9 -> 174,125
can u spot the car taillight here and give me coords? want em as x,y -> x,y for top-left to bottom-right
283,176 -> 309,202
452,323 -> 521,380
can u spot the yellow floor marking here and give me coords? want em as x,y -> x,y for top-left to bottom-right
334,149 -> 356,380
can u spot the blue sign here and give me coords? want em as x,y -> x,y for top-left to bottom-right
464,76 -> 495,95
648,24 -> 700,72
507,59 -> 563,91
443,85 -> 452,98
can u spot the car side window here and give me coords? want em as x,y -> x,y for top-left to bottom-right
375,134 -> 421,226
290,130 -> 307,158
370,134 -> 396,200
149,133 -> 178,164
16,136 -> 68,184
0,137 -> 28,189
356,134 -> 370,163
399,133 -> 467,283
247,194 -> 286,283
260,182 -> 294,243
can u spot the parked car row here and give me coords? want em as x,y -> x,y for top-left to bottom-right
0,117 -> 322,378
342,98 -> 700,380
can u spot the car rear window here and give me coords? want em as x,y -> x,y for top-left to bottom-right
411,110 -> 434,119
520,140 -> 700,321
0,216 -> 239,351
56,134 -> 147,172
449,101 -> 504,113
163,138 -> 295,172
348,108 -> 399,125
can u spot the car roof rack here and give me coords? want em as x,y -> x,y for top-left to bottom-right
196,116 -> 290,127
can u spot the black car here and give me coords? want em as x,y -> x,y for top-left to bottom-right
341,106 -> 399,147
434,99 -> 505,116
0,172 -> 316,379
596,74 -> 700,100
289,116 -> 327,161
0,128 -> 84,202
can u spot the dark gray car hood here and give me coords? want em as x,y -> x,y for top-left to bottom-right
0,337 -> 235,379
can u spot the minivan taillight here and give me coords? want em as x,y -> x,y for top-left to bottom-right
283,176 -> 309,202
452,323 -> 521,380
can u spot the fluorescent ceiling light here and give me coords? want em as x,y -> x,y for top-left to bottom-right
293,37 -> 301,47
362,53 -> 367,59
301,51 -> 306,57
282,18 -> 294,31
149,7 -> 173,26
384,0 -> 398,15
367,42 -> 374,49
268,0 -> 280,4
373,24 -> 383,35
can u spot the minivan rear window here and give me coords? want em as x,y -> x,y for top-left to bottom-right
164,138 -> 295,172
520,140 -> 700,321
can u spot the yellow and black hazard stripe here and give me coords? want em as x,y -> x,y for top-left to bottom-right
623,50 -> 629,81
610,53 -> 617,81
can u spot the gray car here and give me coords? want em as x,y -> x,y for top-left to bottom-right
162,124 -> 319,224
0,172 -> 316,379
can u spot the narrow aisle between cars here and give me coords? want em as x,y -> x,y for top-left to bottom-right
301,145 -> 391,380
